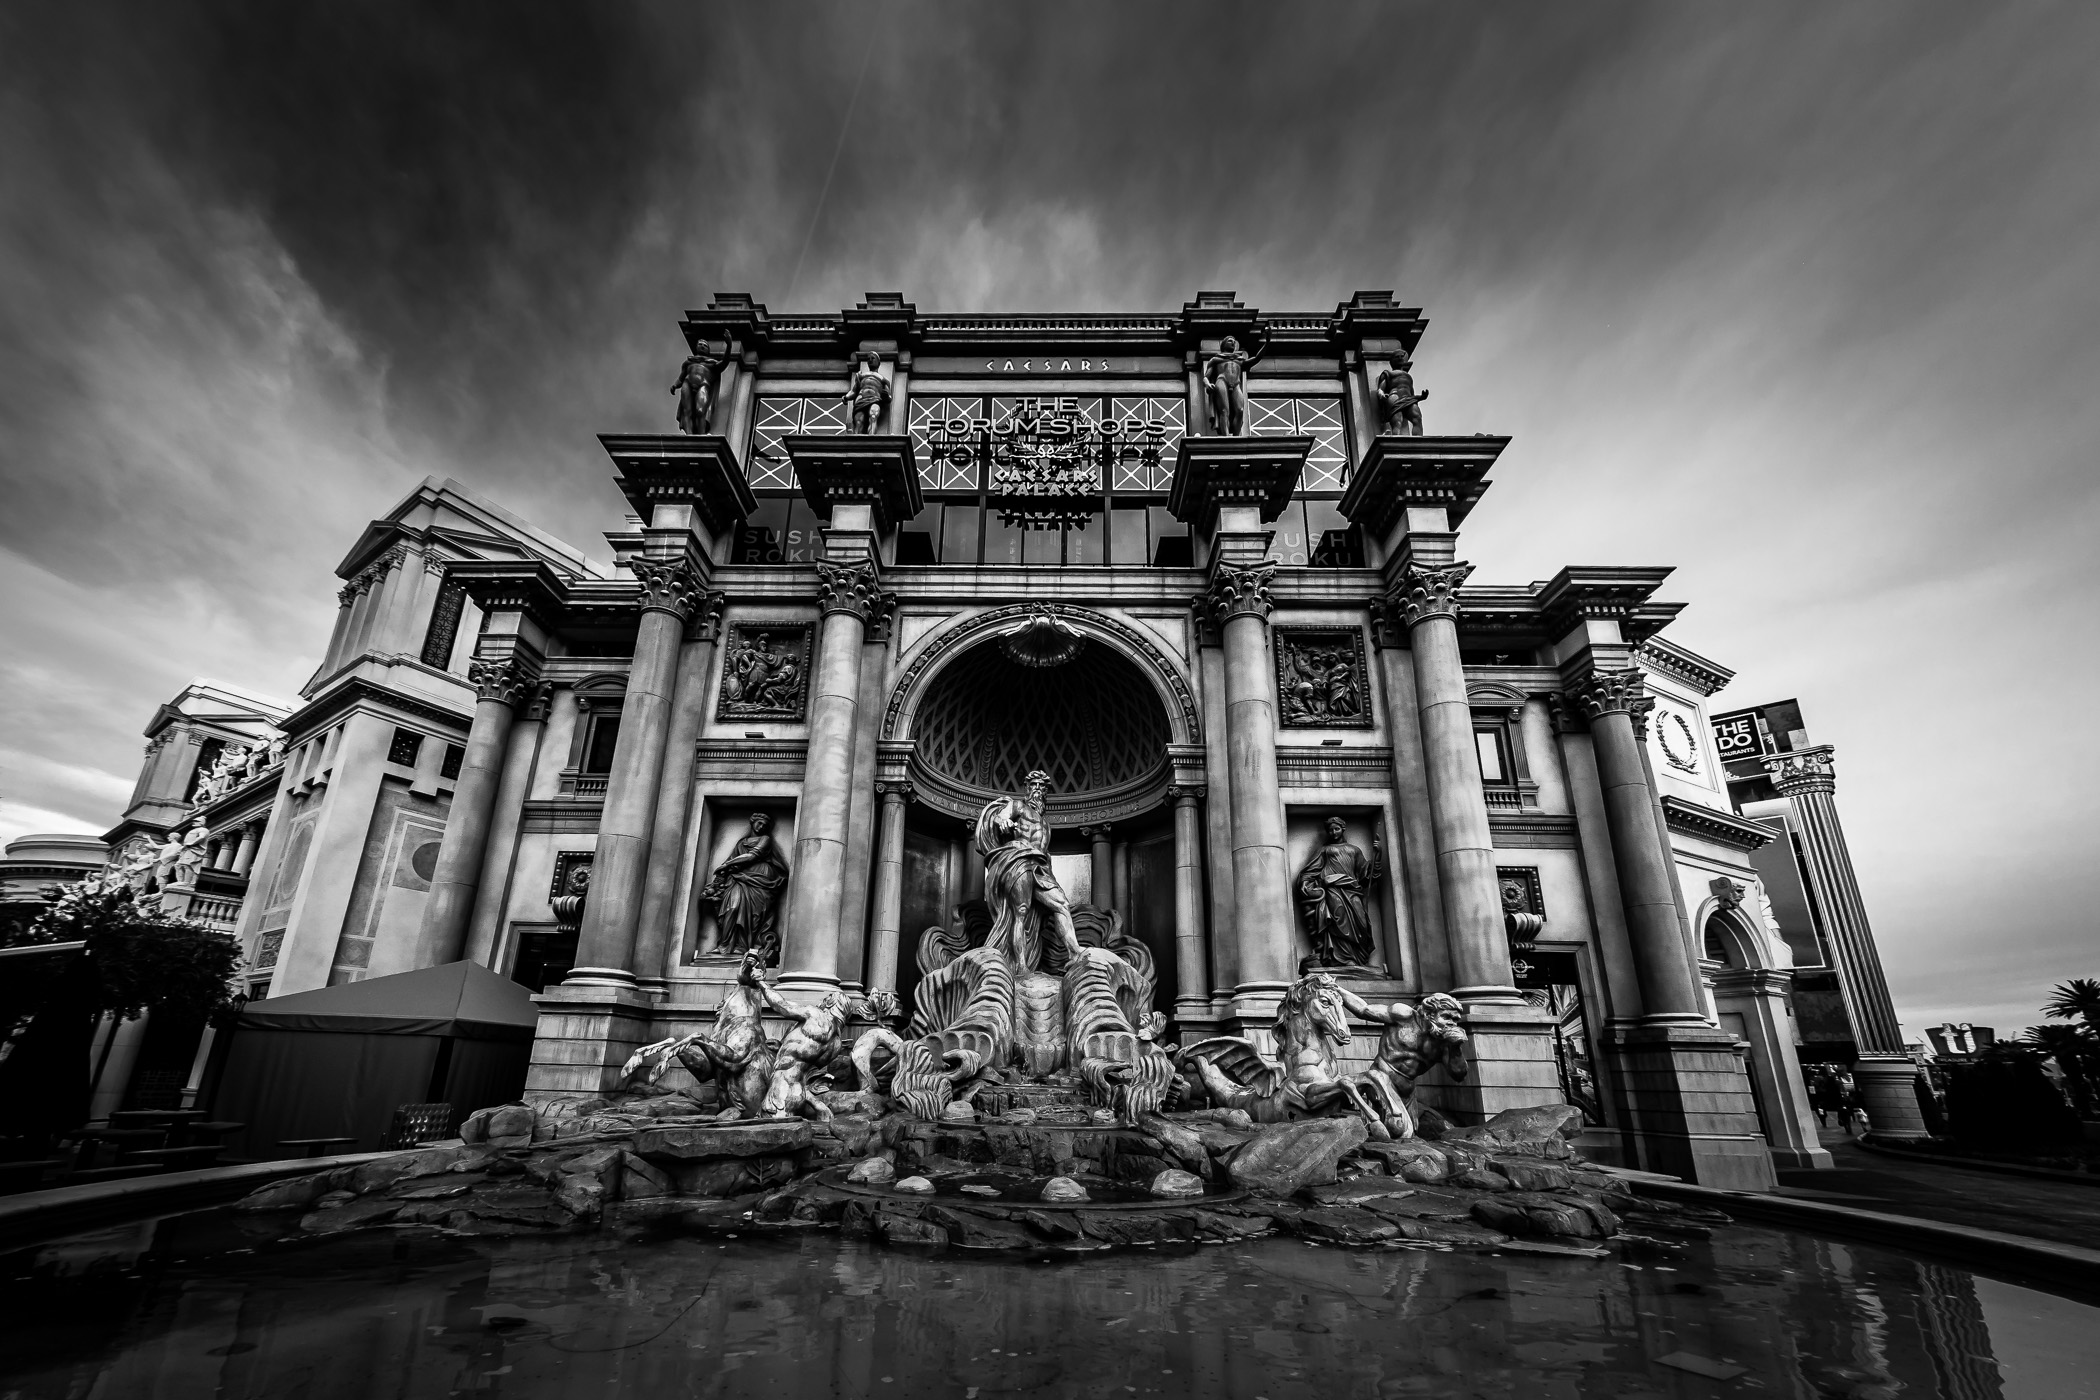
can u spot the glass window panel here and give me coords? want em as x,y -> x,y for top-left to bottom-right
983,512 -> 1025,566
1249,396 -> 1351,492
940,502 -> 982,563
1022,525 -> 1062,565
1147,506 -> 1189,567
749,396 -> 847,492
736,499 -> 792,564
1108,506 -> 1150,565
1107,396 -> 1182,492
1066,512 -> 1106,565
782,499 -> 822,564
1267,501 -> 1311,566
911,395 -> 982,491
1475,729 -> 1506,783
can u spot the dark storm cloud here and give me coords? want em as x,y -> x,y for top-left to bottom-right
3,2 -> 2096,1034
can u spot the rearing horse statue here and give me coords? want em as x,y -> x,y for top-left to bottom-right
1178,970 -> 1391,1138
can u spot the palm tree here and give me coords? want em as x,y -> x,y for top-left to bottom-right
2044,978 -> 2100,1035
2023,1024 -> 2098,1115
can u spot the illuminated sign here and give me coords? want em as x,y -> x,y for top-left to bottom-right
1710,711 -> 1760,765
920,397 -> 1177,528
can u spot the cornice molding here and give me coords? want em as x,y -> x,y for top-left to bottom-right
1660,796 -> 1775,850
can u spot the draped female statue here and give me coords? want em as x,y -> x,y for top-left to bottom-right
1295,815 -> 1383,969
699,812 -> 789,960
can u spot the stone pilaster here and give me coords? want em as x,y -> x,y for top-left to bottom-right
632,590 -> 727,988
1168,785 -> 1209,1024
412,650 -> 540,969
1765,744 -> 1924,1139
865,780 -> 913,994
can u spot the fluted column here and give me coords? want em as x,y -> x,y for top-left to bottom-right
633,591 -> 726,986
569,556 -> 704,986
1084,825 -> 1114,908
1202,560 -> 1295,996
779,559 -> 890,990
1569,667 -> 1705,1022
1766,744 -> 1924,1137
866,780 -> 912,993
1169,786 -> 1207,1018
1388,561 -> 1515,999
414,655 -> 538,967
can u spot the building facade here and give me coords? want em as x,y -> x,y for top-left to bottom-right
195,290 -> 1922,1187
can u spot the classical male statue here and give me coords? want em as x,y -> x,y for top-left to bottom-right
978,769 -> 1085,979
1376,350 -> 1427,436
844,350 -> 892,434
753,976 -> 854,1122
698,812 -> 789,960
1202,333 -> 1266,435
671,344 -> 724,435
1339,988 -> 1470,1140
1295,816 -> 1383,968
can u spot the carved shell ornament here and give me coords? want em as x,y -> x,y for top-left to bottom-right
995,606 -> 1087,669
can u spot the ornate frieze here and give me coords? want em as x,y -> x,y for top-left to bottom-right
628,556 -> 706,621
1763,744 -> 1838,796
335,544 -> 409,604
814,559 -> 892,626
717,623 -> 814,722
469,655 -> 541,709
1196,559 -> 1277,626
1273,627 -> 1371,727
1385,560 -> 1474,627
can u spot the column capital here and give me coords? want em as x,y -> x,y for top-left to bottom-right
1081,823 -> 1114,839
815,558 -> 894,626
1196,559 -> 1277,626
468,655 -> 541,708
1565,666 -> 1649,723
1384,560 -> 1474,627
1165,784 -> 1206,805
628,555 -> 707,621
874,778 -> 915,804
684,590 -> 728,643
1763,744 -> 1837,795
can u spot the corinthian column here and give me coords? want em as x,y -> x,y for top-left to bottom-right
1568,666 -> 1705,1023
1388,560 -> 1514,1000
1200,560 -> 1296,1000
778,558 -> 891,991
1766,744 -> 1925,1137
632,590 -> 726,987
414,654 -> 538,967
569,556 -> 703,986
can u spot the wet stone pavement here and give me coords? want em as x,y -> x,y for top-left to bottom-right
1776,1131 -> 2100,1251
2,1206 -> 2097,1398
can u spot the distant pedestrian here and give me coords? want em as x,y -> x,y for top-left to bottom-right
1810,1070 -> 1844,1128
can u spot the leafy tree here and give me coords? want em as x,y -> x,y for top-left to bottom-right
2043,978 -> 2100,1035
2023,1023 -> 2099,1116
0,882 -> 243,1144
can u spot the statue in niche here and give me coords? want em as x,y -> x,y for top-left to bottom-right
1203,334 -> 1268,435
1376,349 -> 1427,436
1339,989 -> 1470,1140
671,342 -> 725,435
1295,816 -> 1384,969
697,812 -> 789,962
843,350 -> 892,434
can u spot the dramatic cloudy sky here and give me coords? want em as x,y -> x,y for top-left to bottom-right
2,4 -> 2095,1036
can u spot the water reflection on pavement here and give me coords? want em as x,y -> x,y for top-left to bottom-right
1,1209 -> 2096,1399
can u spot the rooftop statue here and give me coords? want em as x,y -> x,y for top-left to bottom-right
671,343 -> 724,435
1376,349 -> 1427,436
1202,332 -> 1267,436
843,350 -> 892,434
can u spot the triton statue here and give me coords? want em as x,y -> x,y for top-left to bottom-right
671,343 -> 724,435
1341,988 -> 1470,1140
844,350 -> 892,434
1376,349 -> 1427,436
1202,333 -> 1267,435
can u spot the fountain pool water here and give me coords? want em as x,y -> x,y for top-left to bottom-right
2,1206 -> 2096,1398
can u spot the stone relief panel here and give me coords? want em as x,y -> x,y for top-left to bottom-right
716,623 -> 813,722
1273,627 -> 1371,728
